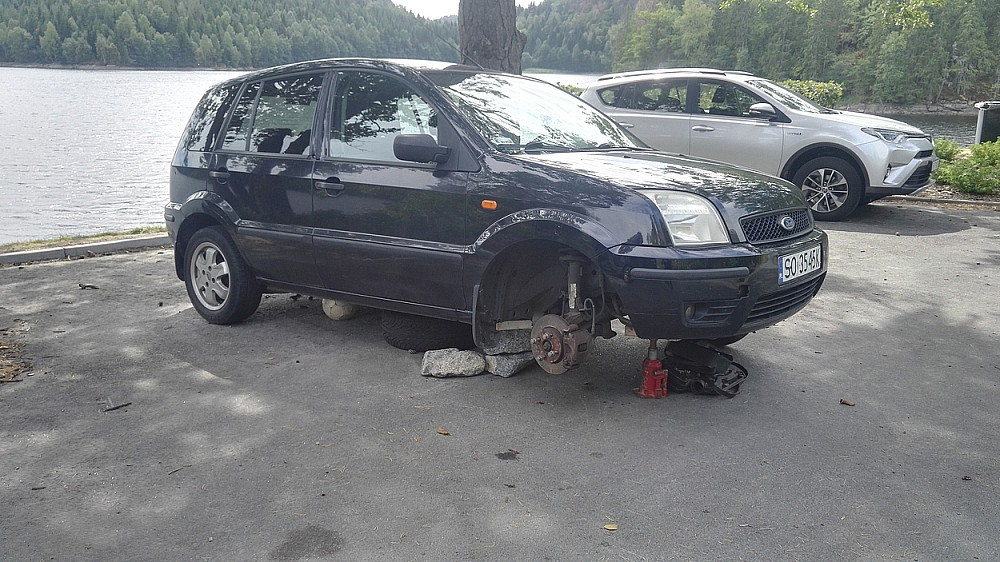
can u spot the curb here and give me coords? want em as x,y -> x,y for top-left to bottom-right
885,195 -> 1000,209
0,235 -> 172,266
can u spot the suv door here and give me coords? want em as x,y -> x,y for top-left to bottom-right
311,70 -> 469,311
688,79 -> 784,174
596,79 -> 690,154
213,73 -> 324,287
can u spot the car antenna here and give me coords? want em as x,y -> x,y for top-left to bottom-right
429,26 -> 486,70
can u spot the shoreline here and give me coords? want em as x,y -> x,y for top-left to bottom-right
2,64 -> 991,116
839,101 -> 984,116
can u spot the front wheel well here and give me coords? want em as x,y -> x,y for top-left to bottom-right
781,146 -> 869,189
473,239 -> 614,350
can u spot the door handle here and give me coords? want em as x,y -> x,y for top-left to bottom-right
618,122 -> 634,129
208,169 -> 230,182
315,178 -> 345,196
692,126 -> 715,133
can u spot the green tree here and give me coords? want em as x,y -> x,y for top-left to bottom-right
4,26 -> 34,62
61,31 -> 93,63
39,21 -> 60,62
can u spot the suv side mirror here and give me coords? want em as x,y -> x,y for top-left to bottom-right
394,134 -> 450,164
748,103 -> 777,121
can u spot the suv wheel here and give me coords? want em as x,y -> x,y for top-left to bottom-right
792,156 -> 863,221
184,226 -> 262,324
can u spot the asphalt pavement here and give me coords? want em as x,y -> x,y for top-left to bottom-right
1,201 -> 998,561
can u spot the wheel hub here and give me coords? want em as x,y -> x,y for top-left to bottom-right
530,314 -> 592,375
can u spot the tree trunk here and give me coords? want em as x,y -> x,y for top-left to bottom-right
458,0 -> 526,74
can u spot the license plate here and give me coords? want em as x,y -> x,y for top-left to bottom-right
779,245 -> 822,284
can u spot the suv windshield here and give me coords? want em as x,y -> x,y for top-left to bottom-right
747,79 -> 833,113
429,72 -> 642,153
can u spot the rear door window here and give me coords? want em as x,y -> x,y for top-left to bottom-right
633,80 -> 687,112
220,74 -> 323,154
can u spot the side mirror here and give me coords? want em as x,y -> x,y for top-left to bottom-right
393,134 -> 450,164
748,102 -> 777,120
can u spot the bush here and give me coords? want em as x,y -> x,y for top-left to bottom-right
558,82 -> 583,96
933,138 -> 963,163
779,79 -> 844,108
932,141 -> 1000,195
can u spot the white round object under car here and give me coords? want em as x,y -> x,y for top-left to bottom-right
322,299 -> 360,321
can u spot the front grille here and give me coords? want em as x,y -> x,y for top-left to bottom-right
904,162 -> 933,187
740,209 -> 813,244
916,149 -> 934,158
746,275 -> 824,325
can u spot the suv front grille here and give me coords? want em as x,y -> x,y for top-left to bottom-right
740,209 -> 813,244
916,149 -> 933,158
904,162 -> 933,187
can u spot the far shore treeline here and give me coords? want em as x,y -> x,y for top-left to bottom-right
2,0 -> 998,105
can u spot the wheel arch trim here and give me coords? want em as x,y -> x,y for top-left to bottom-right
780,143 -> 871,189
171,192 -> 243,279
470,207 -> 620,255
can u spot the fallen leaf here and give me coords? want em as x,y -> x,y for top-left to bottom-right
436,427 -> 450,436
603,524 -> 618,531
840,399 -> 855,406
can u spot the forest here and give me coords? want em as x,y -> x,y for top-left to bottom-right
2,0 -> 998,104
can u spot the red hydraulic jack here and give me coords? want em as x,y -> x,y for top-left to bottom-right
637,339 -> 669,398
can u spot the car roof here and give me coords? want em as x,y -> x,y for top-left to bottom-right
585,68 -> 756,87
214,58 -> 483,87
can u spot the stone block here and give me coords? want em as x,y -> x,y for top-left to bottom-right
484,351 -> 535,378
420,348 -> 486,378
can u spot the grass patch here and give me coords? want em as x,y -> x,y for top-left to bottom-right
0,226 -> 166,255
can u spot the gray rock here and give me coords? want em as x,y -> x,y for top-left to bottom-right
420,348 -> 486,378
481,329 -> 532,355
484,351 -> 535,378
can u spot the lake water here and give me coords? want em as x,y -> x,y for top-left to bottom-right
0,67 -> 981,244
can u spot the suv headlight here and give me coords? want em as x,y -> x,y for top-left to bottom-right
862,127 -> 908,144
640,191 -> 729,246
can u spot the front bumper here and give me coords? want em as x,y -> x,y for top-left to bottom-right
607,229 -> 828,340
865,142 -> 940,197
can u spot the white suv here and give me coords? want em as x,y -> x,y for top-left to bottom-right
579,69 -> 939,221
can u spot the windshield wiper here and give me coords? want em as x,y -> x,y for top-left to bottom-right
522,138 -> 574,153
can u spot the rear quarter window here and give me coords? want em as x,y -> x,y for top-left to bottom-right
598,85 -> 632,108
183,84 -> 239,152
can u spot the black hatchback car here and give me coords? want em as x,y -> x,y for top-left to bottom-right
166,58 -> 827,373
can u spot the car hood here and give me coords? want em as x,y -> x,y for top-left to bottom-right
524,150 -> 807,216
813,110 -> 926,134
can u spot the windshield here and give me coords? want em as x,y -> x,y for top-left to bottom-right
747,79 -> 832,114
428,72 -> 643,153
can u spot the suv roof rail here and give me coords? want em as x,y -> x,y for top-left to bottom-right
595,68 -> 755,81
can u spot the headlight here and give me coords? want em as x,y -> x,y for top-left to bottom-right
640,191 -> 729,246
862,127 -> 908,144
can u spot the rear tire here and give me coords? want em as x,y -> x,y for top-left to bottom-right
184,226 -> 262,324
381,311 -> 476,352
792,156 -> 863,221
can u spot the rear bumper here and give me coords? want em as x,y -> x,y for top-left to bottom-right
607,230 -> 827,340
